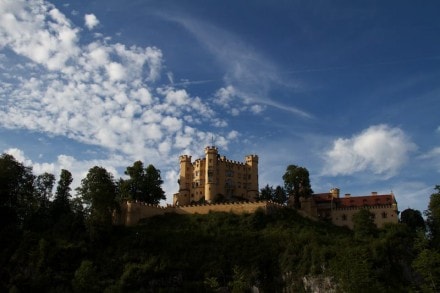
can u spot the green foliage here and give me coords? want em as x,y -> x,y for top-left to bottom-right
72,260 -> 100,293
282,165 -> 313,208
401,208 -> 425,232
1,153 -> 439,292
426,185 -> 440,249
119,161 -> 166,204
413,249 -> 440,292
34,172 -> 55,204
258,184 -> 287,204
76,166 -> 118,241
0,153 -> 36,227
352,208 -> 378,240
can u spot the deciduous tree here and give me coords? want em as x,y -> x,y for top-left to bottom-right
426,185 -> 440,248
120,161 -> 165,204
353,208 -> 377,240
282,165 -> 313,208
76,166 -> 118,240
0,153 -> 35,226
400,208 -> 425,232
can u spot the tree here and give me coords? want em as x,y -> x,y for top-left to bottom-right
426,185 -> 440,249
400,208 -> 425,232
282,165 -> 313,208
52,169 -> 73,216
413,248 -> 440,292
258,185 -> 286,204
120,161 -> 165,204
72,260 -> 100,293
353,209 -> 377,240
273,186 -> 287,205
0,153 -> 36,226
76,166 -> 118,239
34,172 -> 55,205
259,184 -> 274,201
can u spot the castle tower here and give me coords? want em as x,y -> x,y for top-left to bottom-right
245,154 -> 259,201
174,155 -> 192,205
330,188 -> 340,199
204,146 -> 218,203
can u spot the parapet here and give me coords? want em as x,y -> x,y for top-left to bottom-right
180,155 -> 192,163
245,154 -> 258,163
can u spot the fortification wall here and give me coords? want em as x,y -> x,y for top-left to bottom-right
175,201 -> 279,215
116,200 -> 284,226
117,201 -> 173,226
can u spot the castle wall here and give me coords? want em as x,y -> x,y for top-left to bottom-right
116,201 -> 283,226
116,201 -> 172,226
331,205 -> 398,229
175,201 -> 278,215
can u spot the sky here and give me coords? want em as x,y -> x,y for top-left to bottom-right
1,0 -> 440,213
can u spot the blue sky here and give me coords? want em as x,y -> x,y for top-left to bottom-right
1,0 -> 440,212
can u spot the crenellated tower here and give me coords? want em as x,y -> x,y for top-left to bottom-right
174,146 -> 259,205
245,154 -> 259,201
204,146 -> 218,203
174,155 -> 193,205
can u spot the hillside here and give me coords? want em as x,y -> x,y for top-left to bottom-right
1,208 -> 421,292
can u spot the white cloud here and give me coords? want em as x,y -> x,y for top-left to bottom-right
84,13 -> 99,30
0,0 -> 242,203
323,125 -> 417,178
166,15 -> 310,118
0,0 -> 236,159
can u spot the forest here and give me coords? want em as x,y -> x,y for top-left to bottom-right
1,152 -> 440,292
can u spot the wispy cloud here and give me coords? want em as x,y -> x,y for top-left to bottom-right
163,14 -> 311,118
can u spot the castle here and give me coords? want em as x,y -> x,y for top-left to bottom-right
173,146 -> 259,205
117,146 -> 399,229
300,188 -> 399,228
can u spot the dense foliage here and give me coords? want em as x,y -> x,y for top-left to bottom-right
1,153 -> 439,292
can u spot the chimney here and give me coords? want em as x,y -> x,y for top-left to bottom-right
371,192 -> 378,196
344,193 -> 351,197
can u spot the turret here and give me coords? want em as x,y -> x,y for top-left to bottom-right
174,155 -> 192,206
245,154 -> 259,201
204,146 -> 218,203
330,188 -> 340,199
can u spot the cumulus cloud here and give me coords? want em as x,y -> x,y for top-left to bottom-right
0,0 -> 242,202
0,0 -> 236,160
323,125 -> 417,178
84,13 -> 99,30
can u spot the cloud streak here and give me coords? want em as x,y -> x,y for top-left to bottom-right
164,15 -> 311,118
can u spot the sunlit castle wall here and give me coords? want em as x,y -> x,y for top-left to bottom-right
173,146 -> 259,205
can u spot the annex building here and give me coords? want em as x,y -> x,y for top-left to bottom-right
300,188 -> 399,229
173,146 -> 259,206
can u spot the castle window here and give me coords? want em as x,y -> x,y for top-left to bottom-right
342,214 -> 347,221
382,212 -> 387,219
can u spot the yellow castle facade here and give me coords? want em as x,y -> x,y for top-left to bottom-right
300,188 -> 399,229
173,146 -> 259,205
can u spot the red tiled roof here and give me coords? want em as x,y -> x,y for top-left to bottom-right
337,194 -> 394,208
312,193 -> 395,208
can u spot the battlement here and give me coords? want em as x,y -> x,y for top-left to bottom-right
180,155 -> 192,162
115,200 -> 283,226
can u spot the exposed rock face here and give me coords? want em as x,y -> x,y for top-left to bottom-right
302,275 -> 336,293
